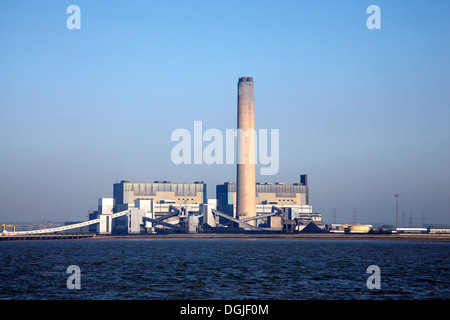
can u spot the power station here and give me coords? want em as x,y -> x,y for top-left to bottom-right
3,76 -> 450,239
2,77 -> 324,236
89,76 -> 322,234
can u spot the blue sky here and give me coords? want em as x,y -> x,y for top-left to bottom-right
0,0 -> 449,225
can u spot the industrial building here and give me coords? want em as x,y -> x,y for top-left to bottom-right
216,174 -> 322,232
113,180 -> 206,212
85,77 -> 323,235
83,171 -> 322,235
85,180 -> 208,234
109,180 -> 206,233
4,77 -> 322,236
5,76 -> 450,239
326,224 -> 373,234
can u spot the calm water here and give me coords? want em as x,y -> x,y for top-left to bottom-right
0,239 -> 448,300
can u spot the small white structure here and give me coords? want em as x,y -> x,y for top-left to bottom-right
396,227 -> 428,234
429,228 -> 450,234
135,199 -> 155,231
98,198 -> 114,214
126,208 -> 146,234
97,214 -> 112,234
203,199 -> 217,227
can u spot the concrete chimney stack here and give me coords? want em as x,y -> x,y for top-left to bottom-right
236,77 -> 256,226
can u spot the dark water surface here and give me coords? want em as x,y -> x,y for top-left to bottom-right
0,239 -> 448,300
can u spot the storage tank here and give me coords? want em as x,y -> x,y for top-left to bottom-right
348,224 -> 371,233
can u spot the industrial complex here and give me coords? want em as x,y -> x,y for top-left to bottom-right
83,175 -> 321,235
83,77 -> 322,235
85,76 -> 324,235
2,77 -> 448,238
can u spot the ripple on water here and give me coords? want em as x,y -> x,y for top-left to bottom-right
0,239 -> 448,299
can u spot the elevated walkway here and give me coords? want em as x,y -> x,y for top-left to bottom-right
1,211 -> 128,236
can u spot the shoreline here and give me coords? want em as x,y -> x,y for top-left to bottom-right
2,232 -> 450,242
87,232 -> 450,242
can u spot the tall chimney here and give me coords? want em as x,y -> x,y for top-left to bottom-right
236,77 -> 256,226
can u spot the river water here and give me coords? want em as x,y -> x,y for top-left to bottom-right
0,239 -> 448,300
